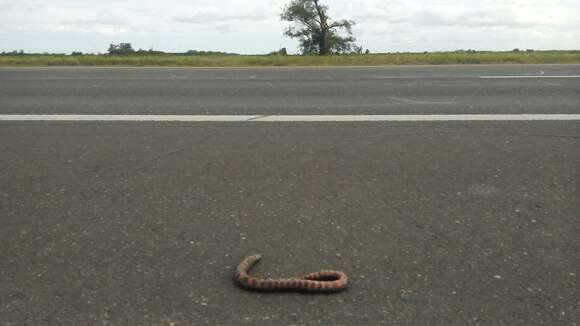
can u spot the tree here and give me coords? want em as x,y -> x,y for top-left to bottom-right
108,43 -> 135,55
267,48 -> 288,56
281,0 -> 358,55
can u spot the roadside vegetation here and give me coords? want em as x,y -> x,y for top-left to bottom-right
1,50 -> 579,67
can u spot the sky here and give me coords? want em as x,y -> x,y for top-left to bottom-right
0,0 -> 578,54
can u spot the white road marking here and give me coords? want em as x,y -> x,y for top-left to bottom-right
1,114 -> 580,122
480,75 -> 580,79
1,77 -> 271,81
0,115 -> 254,121
6,75 -> 578,81
3,75 -> 462,81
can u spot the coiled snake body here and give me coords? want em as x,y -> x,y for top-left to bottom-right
234,254 -> 348,293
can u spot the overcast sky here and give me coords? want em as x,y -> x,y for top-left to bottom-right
0,0 -> 578,54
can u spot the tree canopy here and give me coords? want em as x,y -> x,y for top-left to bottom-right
281,0 -> 360,55
108,43 -> 135,55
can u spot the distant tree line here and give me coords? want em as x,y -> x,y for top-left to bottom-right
108,43 -> 135,55
185,50 -> 239,56
1,50 -> 26,55
103,43 -> 240,56
1,47 -> 548,57
267,48 -> 288,56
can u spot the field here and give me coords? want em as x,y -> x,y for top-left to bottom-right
0,51 -> 579,66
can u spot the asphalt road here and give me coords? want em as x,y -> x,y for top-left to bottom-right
1,65 -> 579,115
0,66 -> 579,325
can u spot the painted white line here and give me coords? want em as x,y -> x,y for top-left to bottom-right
1,114 -> 580,122
0,115 -> 257,121
480,75 -> 580,79
24,77 -> 270,80
1,76 -> 424,81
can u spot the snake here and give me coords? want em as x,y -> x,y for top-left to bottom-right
234,254 -> 348,293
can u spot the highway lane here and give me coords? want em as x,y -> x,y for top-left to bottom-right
1,121 -> 578,325
1,65 -> 579,115
0,65 -> 579,325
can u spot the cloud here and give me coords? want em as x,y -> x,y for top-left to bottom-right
174,11 -> 269,24
172,3 -> 275,24
0,0 -> 48,11
65,16 -> 126,26
214,24 -> 237,34
347,0 -> 577,30
415,5 -> 574,28
44,24 -> 128,35
42,12 -> 128,35
416,8 -> 525,28
351,1 -> 417,24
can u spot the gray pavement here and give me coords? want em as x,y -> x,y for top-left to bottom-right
1,122 -> 579,325
0,66 -> 579,325
1,65 -> 579,115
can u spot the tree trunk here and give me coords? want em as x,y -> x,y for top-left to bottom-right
313,0 -> 331,56
320,28 -> 329,55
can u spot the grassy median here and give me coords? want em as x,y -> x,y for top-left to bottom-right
0,50 -> 579,67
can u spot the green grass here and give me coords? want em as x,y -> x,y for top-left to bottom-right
1,51 -> 579,67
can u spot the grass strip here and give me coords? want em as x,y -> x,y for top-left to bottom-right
1,51 -> 579,67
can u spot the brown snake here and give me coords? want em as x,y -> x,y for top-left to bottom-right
234,254 -> 348,293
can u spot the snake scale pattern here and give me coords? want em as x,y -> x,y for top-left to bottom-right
234,254 -> 348,293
